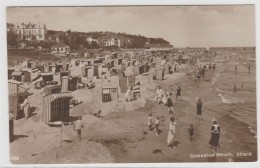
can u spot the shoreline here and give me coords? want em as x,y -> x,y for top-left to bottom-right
9,53 -> 257,163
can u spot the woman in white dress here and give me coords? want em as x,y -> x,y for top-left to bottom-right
167,116 -> 177,149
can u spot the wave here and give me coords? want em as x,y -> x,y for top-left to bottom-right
218,93 -> 245,104
248,126 -> 257,139
220,114 -> 257,142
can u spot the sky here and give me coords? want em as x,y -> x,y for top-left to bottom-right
6,5 -> 255,47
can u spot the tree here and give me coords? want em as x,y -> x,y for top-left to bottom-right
91,41 -> 98,49
7,31 -> 18,48
39,41 -> 52,50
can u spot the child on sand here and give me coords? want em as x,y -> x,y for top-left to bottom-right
155,86 -> 164,104
162,93 -> 168,105
73,116 -> 84,141
94,109 -> 101,118
125,87 -> 133,102
148,113 -> 153,131
167,93 -> 175,115
189,124 -> 194,141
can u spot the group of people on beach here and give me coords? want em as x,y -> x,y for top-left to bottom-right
149,67 -> 221,150
155,85 -> 181,115
151,85 -> 181,149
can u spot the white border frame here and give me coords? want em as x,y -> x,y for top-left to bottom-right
0,0 -> 259,167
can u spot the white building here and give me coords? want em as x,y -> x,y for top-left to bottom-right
8,22 -> 47,41
98,36 -> 122,47
51,43 -> 70,56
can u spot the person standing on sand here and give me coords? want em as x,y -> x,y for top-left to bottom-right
209,120 -> 221,151
148,113 -> 153,131
21,95 -> 30,119
155,86 -> 164,104
155,116 -> 160,136
167,93 -> 175,115
196,98 -> 203,123
125,87 -> 133,102
176,85 -> 181,100
248,65 -> 251,73
167,116 -> 177,149
73,116 -> 84,141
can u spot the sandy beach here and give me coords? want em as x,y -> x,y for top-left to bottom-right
9,48 -> 256,164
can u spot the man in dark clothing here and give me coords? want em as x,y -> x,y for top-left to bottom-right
176,85 -> 181,100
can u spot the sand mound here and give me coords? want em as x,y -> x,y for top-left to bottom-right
26,140 -> 114,164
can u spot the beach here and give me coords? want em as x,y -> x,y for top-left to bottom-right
9,48 -> 257,163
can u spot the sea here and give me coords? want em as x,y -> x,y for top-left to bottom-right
204,50 -> 257,162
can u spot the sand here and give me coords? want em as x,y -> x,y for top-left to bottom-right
10,50 -> 255,163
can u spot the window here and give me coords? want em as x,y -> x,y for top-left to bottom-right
39,30 -> 41,33
60,48 -> 63,51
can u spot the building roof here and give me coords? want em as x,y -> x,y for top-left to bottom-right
11,71 -> 23,76
50,92 -> 73,102
8,80 -> 22,85
7,23 -> 14,29
41,72 -> 54,76
52,43 -> 69,48
41,85 -> 62,96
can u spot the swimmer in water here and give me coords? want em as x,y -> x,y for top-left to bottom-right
234,84 -> 237,92
196,98 -> 203,123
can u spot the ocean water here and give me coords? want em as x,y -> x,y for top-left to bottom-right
207,51 -> 257,161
